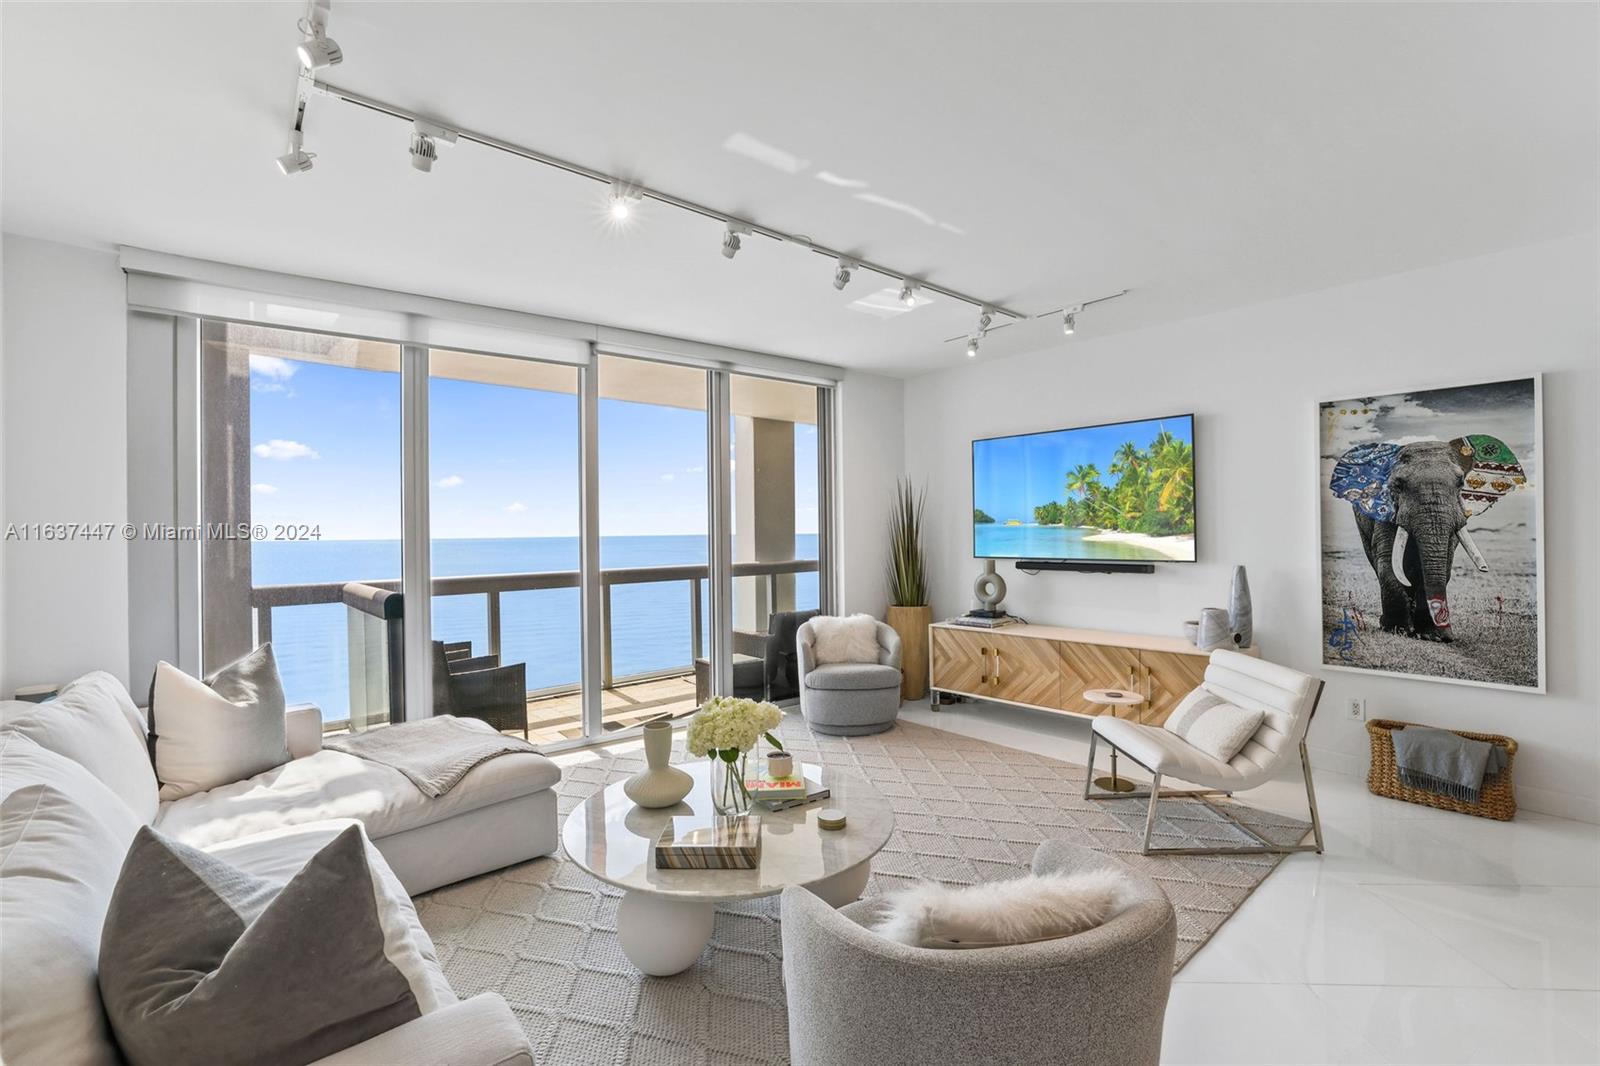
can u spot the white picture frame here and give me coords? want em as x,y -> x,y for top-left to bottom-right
1315,374 -> 1546,694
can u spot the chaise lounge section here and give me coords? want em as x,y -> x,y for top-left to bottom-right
0,670 -> 560,1064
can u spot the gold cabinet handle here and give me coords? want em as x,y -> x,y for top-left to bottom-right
979,646 -> 989,685
993,650 -> 1003,687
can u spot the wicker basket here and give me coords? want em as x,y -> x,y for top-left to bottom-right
1366,719 -> 1517,820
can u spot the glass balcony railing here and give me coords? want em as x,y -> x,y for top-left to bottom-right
249,558 -> 819,745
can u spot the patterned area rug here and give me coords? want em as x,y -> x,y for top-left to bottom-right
416,717 -> 1309,1066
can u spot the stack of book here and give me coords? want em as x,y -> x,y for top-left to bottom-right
745,763 -> 832,811
947,614 -> 1022,629
655,814 -> 762,870
743,763 -> 809,805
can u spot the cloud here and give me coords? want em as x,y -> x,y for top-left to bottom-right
686,465 -> 705,474
248,354 -> 298,380
251,483 -> 278,494
660,473 -> 675,482
435,474 -> 465,489
252,439 -> 319,461
504,501 -> 528,513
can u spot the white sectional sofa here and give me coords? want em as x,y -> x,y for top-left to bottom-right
0,670 -> 562,1066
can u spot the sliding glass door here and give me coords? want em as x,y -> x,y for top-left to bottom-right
596,354 -> 710,730
728,373 -> 824,700
199,322 -> 404,731
428,350 -> 582,744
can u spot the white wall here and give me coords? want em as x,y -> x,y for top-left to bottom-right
0,234 -> 130,696
837,370 -> 906,617
905,235 -> 1599,823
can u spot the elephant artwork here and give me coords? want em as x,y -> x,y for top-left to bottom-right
1330,435 -> 1521,640
1318,378 -> 1543,691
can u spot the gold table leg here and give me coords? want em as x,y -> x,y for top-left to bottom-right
1092,702 -> 1137,793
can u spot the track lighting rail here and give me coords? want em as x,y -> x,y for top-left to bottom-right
307,79 -> 1031,320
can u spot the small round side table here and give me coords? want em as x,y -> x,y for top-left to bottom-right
1084,687 -> 1146,793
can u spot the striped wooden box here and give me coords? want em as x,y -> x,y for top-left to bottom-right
655,814 -> 763,870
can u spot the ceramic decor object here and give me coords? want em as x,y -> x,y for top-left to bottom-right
973,559 -> 1007,612
623,721 -> 693,809
1196,608 -> 1234,651
1229,565 -> 1254,649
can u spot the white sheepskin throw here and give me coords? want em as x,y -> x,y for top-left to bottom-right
808,614 -> 881,665
874,869 -> 1136,949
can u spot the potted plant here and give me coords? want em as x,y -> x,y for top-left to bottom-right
886,477 -> 932,701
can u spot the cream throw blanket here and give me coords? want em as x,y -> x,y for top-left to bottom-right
325,716 -> 538,798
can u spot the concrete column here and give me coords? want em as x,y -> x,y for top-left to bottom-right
200,332 -> 254,670
732,416 -> 796,635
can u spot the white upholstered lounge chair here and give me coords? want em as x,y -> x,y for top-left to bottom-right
1085,649 -> 1326,856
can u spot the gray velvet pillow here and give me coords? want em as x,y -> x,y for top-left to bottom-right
98,825 -> 444,1066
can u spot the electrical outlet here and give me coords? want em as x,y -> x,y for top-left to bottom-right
1346,697 -> 1366,722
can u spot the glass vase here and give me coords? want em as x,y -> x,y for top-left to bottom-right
711,753 -> 751,815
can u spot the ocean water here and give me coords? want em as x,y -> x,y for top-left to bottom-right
973,524 -> 1192,561
255,534 -> 819,719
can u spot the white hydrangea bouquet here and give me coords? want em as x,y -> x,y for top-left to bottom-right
686,696 -> 784,813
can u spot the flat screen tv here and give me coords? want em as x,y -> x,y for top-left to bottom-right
973,414 -> 1196,563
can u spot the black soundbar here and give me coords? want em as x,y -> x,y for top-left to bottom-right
1014,560 -> 1155,575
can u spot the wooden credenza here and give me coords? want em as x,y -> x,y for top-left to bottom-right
929,622 -> 1252,726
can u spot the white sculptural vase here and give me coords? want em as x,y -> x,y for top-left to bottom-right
623,721 -> 694,809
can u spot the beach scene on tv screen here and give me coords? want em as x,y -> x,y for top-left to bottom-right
973,416 -> 1195,562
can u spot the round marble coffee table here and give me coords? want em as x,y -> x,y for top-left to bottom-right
562,760 -> 894,976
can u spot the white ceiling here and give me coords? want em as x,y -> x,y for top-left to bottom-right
3,2 -> 1594,376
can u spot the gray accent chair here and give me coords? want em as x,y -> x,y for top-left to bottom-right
781,840 -> 1177,1066
796,618 -> 903,736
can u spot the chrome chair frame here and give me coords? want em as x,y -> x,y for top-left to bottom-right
1083,680 -> 1326,857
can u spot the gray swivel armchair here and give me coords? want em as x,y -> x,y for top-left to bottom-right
796,618 -> 903,736
781,841 -> 1177,1066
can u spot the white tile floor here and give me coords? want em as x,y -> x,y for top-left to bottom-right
899,697 -> 1600,1066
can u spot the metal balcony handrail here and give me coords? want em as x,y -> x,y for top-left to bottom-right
248,558 -> 820,690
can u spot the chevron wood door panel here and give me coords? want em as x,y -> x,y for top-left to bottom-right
930,627 -> 991,695
988,633 -> 1066,708
1140,650 -> 1211,726
1057,642 -> 1144,717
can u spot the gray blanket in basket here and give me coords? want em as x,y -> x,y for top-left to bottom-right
325,716 -> 539,798
1390,725 -> 1508,804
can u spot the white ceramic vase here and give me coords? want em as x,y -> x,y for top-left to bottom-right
623,721 -> 693,809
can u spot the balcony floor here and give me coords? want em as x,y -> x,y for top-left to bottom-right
518,674 -> 699,746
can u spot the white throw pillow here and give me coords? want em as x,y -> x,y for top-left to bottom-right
150,645 -> 289,801
0,732 -> 145,1066
1164,690 -> 1263,763
0,671 -> 157,823
875,869 -> 1135,949
808,614 -> 881,665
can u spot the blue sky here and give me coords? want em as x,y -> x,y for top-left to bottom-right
973,416 -> 1193,522
247,356 -> 817,540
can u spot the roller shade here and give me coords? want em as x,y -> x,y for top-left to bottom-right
120,247 -> 845,382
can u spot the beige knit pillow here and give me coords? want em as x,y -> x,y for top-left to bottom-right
1164,689 -> 1262,762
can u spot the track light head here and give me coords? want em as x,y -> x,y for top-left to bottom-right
406,121 -> 456,173
608,183 -> 642,222
976,306 -> 994,334
899,280 -> 920,307
1062,309 -> 1078,336
721,222 -> 751,260
832,257 -> 858,291
409,131 -> 436,172
296,27 -> 342,70
274,131 -> 314,175
966,336 -> 980,358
